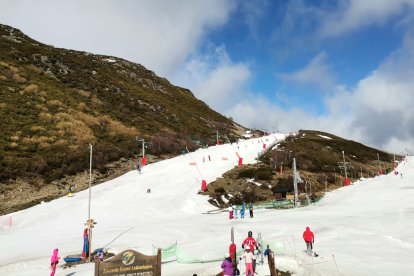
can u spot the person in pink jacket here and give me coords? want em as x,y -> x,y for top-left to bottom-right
50,248 -> 60,276
241,245 -> 255,276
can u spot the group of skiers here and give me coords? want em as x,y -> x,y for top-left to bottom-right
228,202 -> 254,219
221,230 -> 259,276
221,227 -> 316,276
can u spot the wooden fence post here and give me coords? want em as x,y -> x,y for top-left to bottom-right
268,251 -> 277,276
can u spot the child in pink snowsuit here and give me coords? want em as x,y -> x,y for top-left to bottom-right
241,246 -> 255,276
50,248 -> 60,276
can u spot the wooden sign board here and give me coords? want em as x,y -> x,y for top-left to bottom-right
95,249 -> 161,276
286,194 -> 294,201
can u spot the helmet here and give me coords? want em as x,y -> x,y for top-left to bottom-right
246,245 -> 251,250
248,231 -> 252,237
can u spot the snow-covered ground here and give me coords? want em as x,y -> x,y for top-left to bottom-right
1,133 -> 413,276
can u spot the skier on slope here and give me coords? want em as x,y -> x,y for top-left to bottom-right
242,231 -> 259,273
240,246 -> 255,276
303,226 -> 315,256
249,202 -> 254,218
233,205 -> 238,219
240,202 -> 246,219
50,248 -> 60,276
242,231 -> 258,251
228,206 -> 233,219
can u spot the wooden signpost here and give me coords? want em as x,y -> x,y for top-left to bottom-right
268,251 -> 277,276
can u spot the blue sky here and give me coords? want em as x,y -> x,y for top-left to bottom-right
1,0 -> 414,152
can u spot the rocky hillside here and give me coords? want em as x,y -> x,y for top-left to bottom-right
0,24 -> 245,214
205,130 -> 400,207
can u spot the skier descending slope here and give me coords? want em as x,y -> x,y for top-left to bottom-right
240,246 -> 255,276
303,226 -> 315,256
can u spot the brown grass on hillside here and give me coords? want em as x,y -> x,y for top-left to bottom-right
54,139 -> 68,146
21,135 -> 52,145
47,99 -> 64,107
91,95 -> 103,105
9,142 -> 18,149
24,84 -> 39,93
26,64 -> 43,73
77,102 -> 87,110
0,75 -> 6,80
38,112 -> 53,122
73,110 -> 99,126
99,115 -> 138,137
10,135 -> 20,142
34,104 -> 48,112
55,112 -> 95,143
76,89 -> 91,98
0,102 -> 6,109
39,91 -> 47,97
30,125 -> 47,132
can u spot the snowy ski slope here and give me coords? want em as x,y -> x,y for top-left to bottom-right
1,133 -> 414,276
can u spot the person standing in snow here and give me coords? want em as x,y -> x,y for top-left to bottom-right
221,252 -> 234,276
242,231 -> 259,253
233,205 -> 238,219
50,248 -> 60,276
136,161 -> 142,174
240,246 -> 255,276
228,206 -> 233,219
240,204 -> 245,219
303,226 -> 315,256
249,202 -> 254,218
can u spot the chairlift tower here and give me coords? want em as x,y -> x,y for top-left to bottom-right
293,158 -> 301,208
338,151 -> 351,186
136,137 -> 150,158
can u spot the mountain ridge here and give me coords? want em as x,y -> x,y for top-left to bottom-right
0,23 -> 244,214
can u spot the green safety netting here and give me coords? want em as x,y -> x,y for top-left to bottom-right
152,242 -> 177,259
152,239 -> 288,264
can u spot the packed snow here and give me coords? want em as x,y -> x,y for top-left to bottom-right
1,133 -> 414,276
317,135 -> 332,140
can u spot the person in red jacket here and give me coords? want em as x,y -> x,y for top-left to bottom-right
242,231 -> 258,251
303,226 -> 314,256
242,231 -> 259,274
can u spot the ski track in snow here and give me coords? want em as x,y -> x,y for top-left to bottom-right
1,133 -> 414,276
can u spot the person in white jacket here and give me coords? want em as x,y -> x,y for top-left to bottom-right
241,245 -> 255,276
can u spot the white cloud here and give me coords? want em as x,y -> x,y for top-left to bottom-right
227,30 -> 414,153
277,52 -> 335,91
172,45 -> 251,112
0,0 -> 236,77
320,0 -> 414,37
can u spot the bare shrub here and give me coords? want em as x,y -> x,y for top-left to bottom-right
47,99 -> 64,107
38,112 -> 53,122
73,110 -> 99,126
10,135 -> 20,142
30,125 -> 46,132
26,64 -> 43,73
9,142 -> 18,148
76,89 -> 92,98
91,95 -> 103,105
24,84 -> 39,93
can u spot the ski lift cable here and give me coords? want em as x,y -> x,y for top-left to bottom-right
185,146 -> 204,179
101,226 -> 135,249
